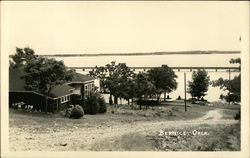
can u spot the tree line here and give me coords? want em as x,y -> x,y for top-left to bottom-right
89,62 -> 178,107
9,47 -> 241,113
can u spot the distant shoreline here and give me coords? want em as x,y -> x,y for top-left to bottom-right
9,50 -> 240,57
42,51 -> 240,57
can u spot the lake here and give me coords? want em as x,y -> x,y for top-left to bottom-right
52,54 -> 240,102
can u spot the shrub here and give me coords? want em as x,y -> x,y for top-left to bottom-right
84,92 -> 107,114
70,105 -> 84,119
84,93 -> 100,114
234,111 -> 241,120
137,100 -> 160,106
98,96 -> 107,113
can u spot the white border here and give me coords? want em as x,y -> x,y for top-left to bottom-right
1,1 -> 249,158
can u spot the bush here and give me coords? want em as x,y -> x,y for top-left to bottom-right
70,105 -> 84,119
137,100 -> 160,106
84,93 -> 100,114
234,111 -> 241,120
84,92 -> 107,114
98,96 -> 107,113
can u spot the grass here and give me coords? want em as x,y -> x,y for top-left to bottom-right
91,123 -> 241,151
91,133 -> 155,151
10,100 -> 240,133
9,100 -> 240,151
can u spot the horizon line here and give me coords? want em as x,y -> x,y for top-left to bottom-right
41,50 -> 241,57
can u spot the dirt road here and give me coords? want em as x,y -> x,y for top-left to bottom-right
9,109 -> 238,151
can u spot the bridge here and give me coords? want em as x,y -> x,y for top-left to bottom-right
68,66 -> 240,72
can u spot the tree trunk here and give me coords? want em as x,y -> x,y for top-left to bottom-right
45,95 -> 48,113
114,96 -> 118,105
128,99 -> 130,105
157,94 -> 160,102
131,97 -> 134,106
109,94 -> 113,105
164,91 -> 166,101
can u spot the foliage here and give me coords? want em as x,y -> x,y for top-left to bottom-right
90,62 -> 177,105
9,47 -> 38,68
212,58 -> 241,103
89,61 -> 134,104
70,105 -> 84,119
84,92 -> 107,114
148,65 -> 177,101
20,49 -> 75,112
22,56 -> 75,94
137,100 -> 160,106
230,58 -> 241,70
84,93 -> 100,114
188,70 -> 210,100
98,96 -> 107,113
234,111 -> 240,120
134,72 -> 156,100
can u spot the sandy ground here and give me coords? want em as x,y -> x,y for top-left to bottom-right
9,109 -> 238,151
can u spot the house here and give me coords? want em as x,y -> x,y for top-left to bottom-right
9,67 -> 98,113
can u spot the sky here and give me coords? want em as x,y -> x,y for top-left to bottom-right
1,1 -> 248,55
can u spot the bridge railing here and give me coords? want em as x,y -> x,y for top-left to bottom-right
68,66 -> 240,72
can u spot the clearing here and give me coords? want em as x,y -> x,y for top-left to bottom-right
9,101 -> 240,151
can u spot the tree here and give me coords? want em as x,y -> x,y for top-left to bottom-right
89,61 -> 134,105
134,72 -> 157,109
212,58 -> 241,103
9,47 -> 38,68
118,75 -> 137,105
89,61 -> 116,104
22,56 -> 75,112
147,65 -> 177,101
188,70 -> 210,100
89,66 -> 107,92
114,63 -> 135,104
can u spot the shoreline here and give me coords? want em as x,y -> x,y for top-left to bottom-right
11,50 -> 240,57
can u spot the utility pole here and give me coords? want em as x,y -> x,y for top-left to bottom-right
184,72 -> 187,112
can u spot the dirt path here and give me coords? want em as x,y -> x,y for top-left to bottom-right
9,109 -> 238,151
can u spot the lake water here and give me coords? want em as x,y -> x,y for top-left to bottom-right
52,54 -> 240,102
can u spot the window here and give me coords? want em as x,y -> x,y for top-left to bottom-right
61,95 -> 69,103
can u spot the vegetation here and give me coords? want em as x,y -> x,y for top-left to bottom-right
212,58 -> 241,103
234,111 -> 241,120
9,101 -> 240,151
70,105 -> 84,119
91,123 -> 240,151
188,70 -> 210,100
9,47 -> 38,68
148,65 -> 177,101
89,61 -> 134,105
98,96 -> 107,113
10,47 -> 75,113
134,72 -> 157,109
22,56 -> 75,112
151,123 -> 240,151
84,92 -> 107,114
90,62 -> 178,108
